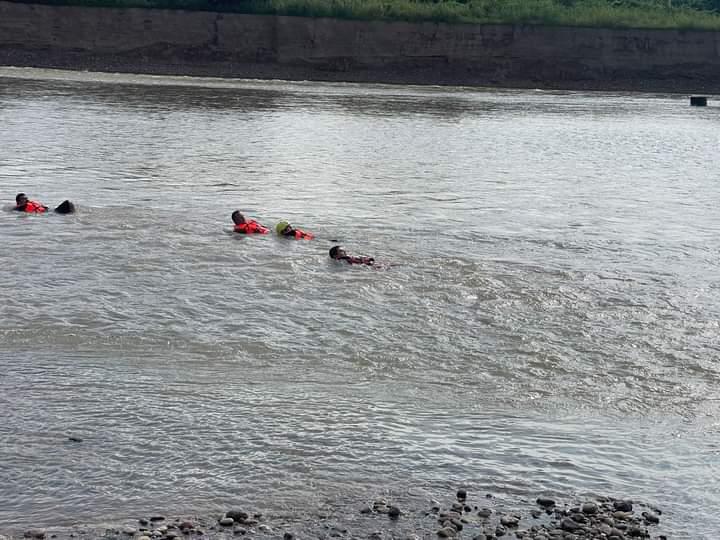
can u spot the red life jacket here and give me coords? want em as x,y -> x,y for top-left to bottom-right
291,229 -> 314,240
234,220 -> 269,234
18,200 -> 47,213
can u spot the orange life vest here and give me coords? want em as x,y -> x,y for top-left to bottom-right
234,221 -> 269,234
290,229 -> 314,240
19,200 -> 47,213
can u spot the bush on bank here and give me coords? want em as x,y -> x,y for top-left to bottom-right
8,0 -> 720,30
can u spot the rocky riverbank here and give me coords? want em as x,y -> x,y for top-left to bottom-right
1,490 -> 669,540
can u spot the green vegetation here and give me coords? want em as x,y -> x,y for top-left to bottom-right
12,0 -> 720,30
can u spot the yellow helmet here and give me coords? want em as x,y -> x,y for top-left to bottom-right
275,220 -> 290,235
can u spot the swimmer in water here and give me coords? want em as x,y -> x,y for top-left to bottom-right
329,245 -> 375,266
232,210 -> 269,234
275,220 -> 314,240
14,193 -> 76,214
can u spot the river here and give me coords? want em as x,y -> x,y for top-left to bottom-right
0,67 -> 718,539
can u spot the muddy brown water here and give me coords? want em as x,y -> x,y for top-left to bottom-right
0,68 -> 719,538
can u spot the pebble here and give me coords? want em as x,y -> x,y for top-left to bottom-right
226,510 -> 249,522
537,497 -> 556,508
478,508 -> 492,518
258,524 -> 272,533
581,502 -> 598,515
24,531 -> 46,539
283,534 -> 294,540
436,527 -> 456,538
219,517 -> 234,527
165,532 -> 178,539
457,489 -> 467,501
387,506 -> 401,518
359,506 -> 372,514
643,511 -> 660,524
138,537 -> 151,540
139,519 -> 150,526
123,526 -> 137,535
495,524 -> 506,536
613,500 -> 633,512
500,515 -> 519,527
560,518 -> 581,532
150,516 -> 165,522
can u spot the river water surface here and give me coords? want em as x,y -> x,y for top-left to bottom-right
0,68 -> 719,538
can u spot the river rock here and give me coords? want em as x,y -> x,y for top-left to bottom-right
388,506 -> 401,518
457,489 -> 467,501
219,517 -> 234,527
537,497 -> 555,508
500,515 -> 519,527
478,508 -> 492,518
123,526 -> 137,535
437,527 -> 456,538
613,511 -> 633,521
139,519 -> 150,526
560,518 -> 581,532
495,524 -> 506,536
150,516 -> 165,522
360,506 -> 372,514
24,530 -> 46,539
283,534 -> 294,540
258,524 -> 272,533
179,521 -> 194,531
138,537 -> 151,540
613,500 -> 633,512
581,502 -> 598,515
165,532 -> 178,539
226,511 -> 249,522
642,511 -> 660,524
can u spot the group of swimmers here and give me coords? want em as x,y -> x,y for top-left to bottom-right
231,209 -> 376,266
12,193 -> 377,266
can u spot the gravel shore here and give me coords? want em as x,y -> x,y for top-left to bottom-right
1,490 -> 668,540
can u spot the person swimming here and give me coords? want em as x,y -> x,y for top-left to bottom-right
275,220 -> 314,240
329,245 -> 375,266
232,210 -> 269,234
14,193 -> 76,214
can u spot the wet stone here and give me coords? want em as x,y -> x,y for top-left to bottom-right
581,502 -> 598,515
537,498 -> 556,508
226,511 -> 249,523
139,519 -> 150,526
150,517 -> 165,522
642,511 -> 660,524
283,534 -> 294,540
613,500 -> 633,512
24,531 -> 46,539
457,489 -> 467,501
500,516 -> 519,527
560,518 -> 581,532
388,506 -> 401,518
360,506 -> 372,514
437,527 -> 456,538
478,508 -> 493,518
219,518 -> 234,527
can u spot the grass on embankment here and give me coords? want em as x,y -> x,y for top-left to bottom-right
11,0 -> 720,30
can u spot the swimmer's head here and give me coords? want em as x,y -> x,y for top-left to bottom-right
329,245 -> 346,259
231,210 -> 245,225
15,193 -> 28,206
275,220 -> 291,235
